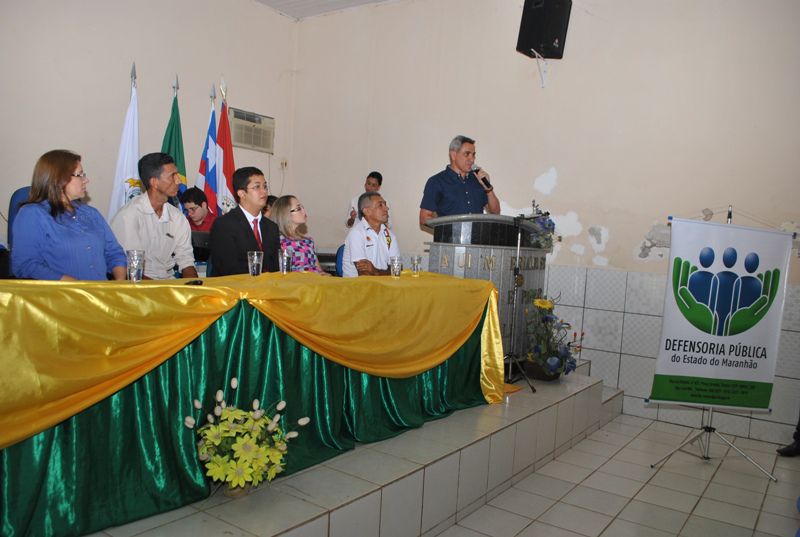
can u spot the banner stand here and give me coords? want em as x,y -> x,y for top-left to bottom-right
646,207 -> 792,482
646,405 -> 777,481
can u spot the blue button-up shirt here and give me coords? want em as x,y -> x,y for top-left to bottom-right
420,166 -> 489,217
11,200 -> 126,280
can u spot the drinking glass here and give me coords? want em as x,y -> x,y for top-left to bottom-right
126,250 -> 145,283
279,249 -> 292,274
389,256 -> 402,279
247,251 -> 264,276
411,255 -> 423,277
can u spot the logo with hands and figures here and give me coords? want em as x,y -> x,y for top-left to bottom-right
673,246 -> 780,336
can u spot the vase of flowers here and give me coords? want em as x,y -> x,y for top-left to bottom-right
524,297 -> 582,380
183,377 -> 310,494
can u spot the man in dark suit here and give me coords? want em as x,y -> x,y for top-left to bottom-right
209,167 -> 280,276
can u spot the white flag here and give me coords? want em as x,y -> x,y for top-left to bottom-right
108,84 -> 141,220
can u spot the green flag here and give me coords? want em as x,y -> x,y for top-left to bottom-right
161,94 -> 188,194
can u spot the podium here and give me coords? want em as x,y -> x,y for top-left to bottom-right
426,214 -> 551,356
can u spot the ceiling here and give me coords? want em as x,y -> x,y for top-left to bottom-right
256,0 -> 395,20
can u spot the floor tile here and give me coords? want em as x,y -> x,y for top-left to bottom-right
207,485 -> 327,535
760,494 -> 800,519
556,449 -> 609,471
369,430 -> 455,465
772,465 -> 800,485
539,502 -> 613,537
275,466 -> 378,510
649,421 -> 694,437
537,460 -> 595,484
329,490 -> 380,537
278,515 -> 328,537
457,504 -> 531,537
660,451 -> 721,480
599,519 -> 676,537
325,447 -> 421,485
572,438 -> 621,458
588,429 -> 633,447
650,469 -> 709,495
627,438 -> 679,457
613,446 -> 662,467
693,497 -> 758,529
617,499 -> 688,534
637,428 -> 689,446
517,521 -> 585,537
712,468 -> 770,494
561,485 -> 628,516
513,473 -> 575,500
601,422 -> 643,438
614,414 -> 653,428
106,506 -> 197,537
679,515 -> 754,537
380,471 -> 423,537
702,482 -> 765,509
488,488 -> 555,519
635,484 -> 699,513
437,525 -> 488,537
582,472 -> 644,498
597,459 -> 657,482
133,512 -> 258,537
766,476 -> 800,500
755,511 -> 799,536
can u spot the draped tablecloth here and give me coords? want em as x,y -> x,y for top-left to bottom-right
0,272 -> 504,536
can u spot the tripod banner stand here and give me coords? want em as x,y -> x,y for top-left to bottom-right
647,217 -> 793,479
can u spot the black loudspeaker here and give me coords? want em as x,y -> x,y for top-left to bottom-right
516,0 -> 572,59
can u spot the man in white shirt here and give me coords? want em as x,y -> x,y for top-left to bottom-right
111,153 -> 197,280
343,192 -> 399,277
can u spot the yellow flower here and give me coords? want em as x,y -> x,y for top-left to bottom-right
221,407 -> 248,423
226,458 -> 254,488
232,434 -> 259,462
205,455 -> 231,482
202,425 -> 225,446
533,298 -> 554,310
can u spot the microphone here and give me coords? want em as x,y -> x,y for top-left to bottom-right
471,164 -> 492,190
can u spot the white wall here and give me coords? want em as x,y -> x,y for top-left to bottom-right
2,0 -> 798,281
0,0 -> 297,241
291,0 -> 800,279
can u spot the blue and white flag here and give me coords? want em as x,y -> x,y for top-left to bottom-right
196,102 -> 218,214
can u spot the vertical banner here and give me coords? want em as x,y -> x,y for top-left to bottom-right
650,218 -> 792,409
108,83 -> 140,220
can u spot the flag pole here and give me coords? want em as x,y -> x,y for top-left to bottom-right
172,74 -> 179,97
131,62 -> 137,88
220,77 -> 227,103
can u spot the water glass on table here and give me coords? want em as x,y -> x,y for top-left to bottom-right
389,256 -> 402,279
279,249 -> 292,274
126,250 -> 145,283
247,251 -> 264,276
411,255 -> 422,277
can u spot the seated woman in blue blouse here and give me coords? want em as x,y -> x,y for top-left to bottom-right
11,150 -> 127,281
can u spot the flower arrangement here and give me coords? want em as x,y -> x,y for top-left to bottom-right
525,297 -> 582,379
183,377 -> 310,490
528,214 -> 557,249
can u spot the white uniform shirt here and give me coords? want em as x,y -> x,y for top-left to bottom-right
342,217 -> 400,277
111,193 -> 195,279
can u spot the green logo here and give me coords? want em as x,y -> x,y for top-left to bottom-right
672,247 -> 779,336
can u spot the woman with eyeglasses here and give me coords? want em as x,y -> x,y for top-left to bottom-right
11,149 -> 127,280
272,195 -> 329,275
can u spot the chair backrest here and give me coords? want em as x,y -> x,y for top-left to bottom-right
335,244 -> 345,277
8,186 -> 31,250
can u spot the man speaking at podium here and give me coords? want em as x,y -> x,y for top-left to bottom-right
419,135 -> 500,226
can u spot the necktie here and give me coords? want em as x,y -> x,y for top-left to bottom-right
252,218 -> 263,250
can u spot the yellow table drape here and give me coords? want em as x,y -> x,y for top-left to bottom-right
0,271 -> 504,449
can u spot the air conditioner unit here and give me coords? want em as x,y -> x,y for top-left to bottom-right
229,107 -> 275,154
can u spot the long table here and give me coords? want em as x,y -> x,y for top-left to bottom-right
0,272 -> 503,537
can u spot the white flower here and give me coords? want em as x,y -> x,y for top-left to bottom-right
230,378 -> 238,389
253,409 -> 265,419
199,453 -> 209,461
285,431 -> 299,439
221,401 -> 227,408
277,442 -> 287,451
207,414 -> 215,424
214,405 -> 222,416
276,400 -> 286,411
215,390 -> 223,402
297,417 -> 310,427
183,416 -> 196,429
193,399 -> 202,409
252,399 -> 260,410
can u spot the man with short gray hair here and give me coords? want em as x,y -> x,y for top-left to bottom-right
419,135 -> 500,226
342,192 -> 399,277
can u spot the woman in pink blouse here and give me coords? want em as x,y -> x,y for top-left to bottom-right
272,195 -> 329,275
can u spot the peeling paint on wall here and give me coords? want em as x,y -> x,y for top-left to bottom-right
552,211 -> 582,237
570,244 -> 585,255
533,166 -> 557,195
588,225 -> 609,253
592,255 -> 608,266
636,223 -> 671,261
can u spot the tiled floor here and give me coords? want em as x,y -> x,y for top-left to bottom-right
89,378 -> 799,537
444,416 -> 800,537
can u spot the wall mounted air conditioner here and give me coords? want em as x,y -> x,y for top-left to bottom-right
229,107 -> 275,154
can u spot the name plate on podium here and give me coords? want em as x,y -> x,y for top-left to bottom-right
425,214 -> 551,356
